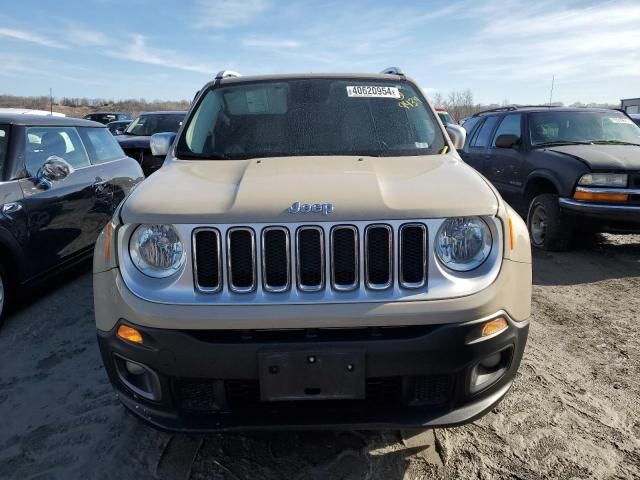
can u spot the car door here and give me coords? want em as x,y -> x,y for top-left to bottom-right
460,115 -> 499,175
18,126 -> 99,274
485,113 -> 524,207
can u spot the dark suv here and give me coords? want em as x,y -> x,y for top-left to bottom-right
83,112 -> 132,125
460,106 -> 640,250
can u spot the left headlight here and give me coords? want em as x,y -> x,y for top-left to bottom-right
129,224 -> 185,278
435,217 -> 493,272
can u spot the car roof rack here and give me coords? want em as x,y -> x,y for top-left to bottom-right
380,67 -> 404,76
472,104 -> 563,117
215,70 -> 242,80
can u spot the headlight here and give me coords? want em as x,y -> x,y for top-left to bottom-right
578,173 -> 627,187
129,224 -> 185,278
435,217 -> 492,272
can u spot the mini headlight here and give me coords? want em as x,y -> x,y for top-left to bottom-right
578,173 -> 627,187
129,224 -> 185,278
435,217 -> 492,272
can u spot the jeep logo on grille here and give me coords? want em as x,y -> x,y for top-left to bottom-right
288,201 -> 334,215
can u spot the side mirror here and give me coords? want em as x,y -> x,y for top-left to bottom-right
150,132 -> 177,157
35,156 -> 74,190
445,124 -> 467,150
495,134 -> 520,149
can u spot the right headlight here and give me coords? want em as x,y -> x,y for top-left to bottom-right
578,173 -> 627,187
129,224 -> 185,278
435,217 -> 493,272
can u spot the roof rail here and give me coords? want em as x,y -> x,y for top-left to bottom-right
215,70 -> 242,80
471,104 -> 564,117
380,67 -> 404,76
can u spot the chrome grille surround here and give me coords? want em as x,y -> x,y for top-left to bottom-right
398,223 -> 428,289
192,227 -> 222,293
364,224 -> 393,290
226,227 -> 257,293
261,226 -> 291,293
330,225 -> 359,292
117,217 -> 503,306
296,226 -> 325,292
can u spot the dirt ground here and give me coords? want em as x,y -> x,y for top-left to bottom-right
0,234 -> 638,480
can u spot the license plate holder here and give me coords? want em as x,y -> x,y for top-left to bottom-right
258,350 -> 365,401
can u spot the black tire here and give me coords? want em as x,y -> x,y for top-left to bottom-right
526,193 -> 572,251
0,263 -> 8,328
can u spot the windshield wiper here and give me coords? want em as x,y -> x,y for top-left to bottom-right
179,152 -> 230,160
535,141 -> 593,147
591,140 -> 640,147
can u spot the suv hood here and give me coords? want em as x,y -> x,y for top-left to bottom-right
547,144 -> 640,170
120,155 -> 499,224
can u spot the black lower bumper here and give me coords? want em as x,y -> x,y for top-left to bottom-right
559,197 -> 640,233
97,317 -> 529,431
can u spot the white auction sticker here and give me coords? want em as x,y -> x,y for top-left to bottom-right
346,85 -> 401,98
608,117 -> 634,124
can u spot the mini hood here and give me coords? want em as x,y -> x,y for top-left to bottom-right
546,144 -> 640,170
120,155 -> 499,224
116,135 -> 151,149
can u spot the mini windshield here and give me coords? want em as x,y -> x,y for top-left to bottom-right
177,78 -> 446,159
125,114 -> 184,136
529,111 -> 640,146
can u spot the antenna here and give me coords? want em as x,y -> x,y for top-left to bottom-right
549,75 -> 555,105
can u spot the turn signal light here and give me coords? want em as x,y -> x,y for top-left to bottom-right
573,191 -> 628,202
117,325 -> 143,344
481,317 -> 508,337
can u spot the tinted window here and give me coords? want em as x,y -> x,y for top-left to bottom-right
0,125 -> 8,179
461,117 -> 481,141
125,114 -> 184,136
472,116 -> 498,147
437,111 -> 455,125
24,127 -> 90,176
81,127 -> 126,164
179,79 -> 446,159
492,114 -> 522,146
529,111 -> 640,145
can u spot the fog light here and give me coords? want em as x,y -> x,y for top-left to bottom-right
126,360 -> 146,375
117,325 -> 143,344
481,317 -> 508,337
480,353 -> 502,369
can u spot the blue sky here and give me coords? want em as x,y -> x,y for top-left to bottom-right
1,0 -> 639,104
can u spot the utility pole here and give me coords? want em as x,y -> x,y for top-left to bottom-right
49,88 -> 53,115
549,75 -> 555,105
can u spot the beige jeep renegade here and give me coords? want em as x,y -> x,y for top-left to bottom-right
93,68 -> 532,431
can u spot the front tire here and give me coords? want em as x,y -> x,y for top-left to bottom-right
527,194 -> 572,251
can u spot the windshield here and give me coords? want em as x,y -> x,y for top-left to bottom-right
437,111 -> 455,126
529,111 -> 640,146
125,114 -> 184,136
177,78 -> 446,159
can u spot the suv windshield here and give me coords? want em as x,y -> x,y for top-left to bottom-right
178,78 -> 446,159
125,114 -> 184,136
530,111 -> 640,146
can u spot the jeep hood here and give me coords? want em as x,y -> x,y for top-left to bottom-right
120,155 -> 499,224
546,144 -> 640,170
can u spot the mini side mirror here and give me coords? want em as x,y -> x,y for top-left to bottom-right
35,156 -> 74,190
445,124 -> 466,150
150,132 -> 177,157
495,134 -> 520,149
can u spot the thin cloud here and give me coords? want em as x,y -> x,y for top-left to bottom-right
105,34 -> 216,74
0,27 -> 67,49
243,37 -> 301,49
65,26 -> 110,46
194,0 -> 267,28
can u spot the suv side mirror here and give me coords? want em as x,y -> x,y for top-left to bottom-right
495,134 -> 520,149
445,124 -> 466,150
35,156 -> 74,190
150,132 -> 177,157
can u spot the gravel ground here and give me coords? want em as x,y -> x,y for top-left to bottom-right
0,234 -> 638,480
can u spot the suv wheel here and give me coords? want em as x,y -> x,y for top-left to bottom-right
0,263 -> 8,327
527,194 -> 572,251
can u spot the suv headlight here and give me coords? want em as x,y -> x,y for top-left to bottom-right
578,173 -> 627,187
129,224 -> 185,278
435,217 -> 492,272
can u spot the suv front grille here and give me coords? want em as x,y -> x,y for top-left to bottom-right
192,222 -> 428,296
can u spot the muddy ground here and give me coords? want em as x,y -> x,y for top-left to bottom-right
0,234 -> 638,480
